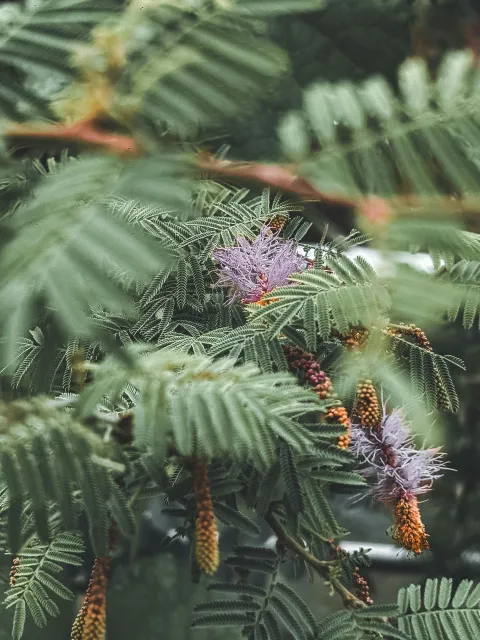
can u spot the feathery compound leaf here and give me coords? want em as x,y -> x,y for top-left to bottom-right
397,578 -> 480,640
274,582 -> 316,635
293,50 -> 480,200
307,469 -> 366,487
77,347 -> 318,467
208,583 -> 267,598
0,157 -> 174,353
302,478 -> 341,538
214,502 -> 261,536
316,611 -> 357,640
107,478 -> 137,539
192,612 -> 254,627
127,0 -> 324,135
280,443 -> 305,516
0,0 -> 116,119
194,600 -> 261,614
255,462 -> 281,517
250,266 -> 386,339
5,531 -> 84,637
0,397 -> 110,545
12,600 -> 26,640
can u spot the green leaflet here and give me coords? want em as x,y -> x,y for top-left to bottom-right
5,531 -> 84,640
397,578 -> 480,640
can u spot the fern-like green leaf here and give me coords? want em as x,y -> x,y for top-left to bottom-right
77,347 -> 320,468
397,578 -> 480,640
5,531 -> 84,638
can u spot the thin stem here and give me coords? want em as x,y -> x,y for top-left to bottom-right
6,120 -> 141,157
265,511 -> 366,609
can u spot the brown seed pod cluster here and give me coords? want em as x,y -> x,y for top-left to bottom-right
284,346 -> 350,448
192,458 -> 219,575
386,323 -> 431,351
9,557 -> 19,588
354,379 -> 380,430
353,568 -> 373,606
284,346 -> 329,387
343,327 -> 369,351
327,539 -> 373,605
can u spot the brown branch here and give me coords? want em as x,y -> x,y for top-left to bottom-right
265,510 -> 366,609
6,120 -> 142,157
7,121 -> 480,226
196,153 -> 358,209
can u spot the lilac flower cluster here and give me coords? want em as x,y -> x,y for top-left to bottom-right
213,227 -> 304,303
350,407 -> 446,503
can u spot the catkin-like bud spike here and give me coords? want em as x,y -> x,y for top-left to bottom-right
393,494 -> 429,555
71,557 -> 111,640
325,406 -> 351,449
192,458 -> 219,575
354,379 -> 380,430
267,213 -> 288,233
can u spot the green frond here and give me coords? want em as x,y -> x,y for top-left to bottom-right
280,443 -> 305,517
223,553 -> 276,574
194,600 -> 261,613
442,260 -> 480,329
0,0 -> 115,119
302,477 -> 342,538
264,610 -> 282,640
0,395 -> 125,552
305,469 -> 366,486
232,545 -> 278,560
386,332 -> 463,412
249,262 -> 388,339
129,1 -> 323,135
209,478 -> 244,498
5,531 -> 85,638
77,347 -> 320,468
191,612 -> 254,628
316,610 -> 356,640
228,1 -> 324,17
397,578 -> 480,640
269,595 -> 309,640
284,50 -> 480,200
208,583 -> 268,598
214,502 -> 261,536
0,156 -> 183,359
297,447 -> 355,469
255,461 -> 281,517
274,582 -> 316,635
107,476 -> 137,538
316,607 -> 406,640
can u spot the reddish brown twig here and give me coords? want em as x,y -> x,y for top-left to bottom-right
196,153 -> 358,208
6,120 -> 141,157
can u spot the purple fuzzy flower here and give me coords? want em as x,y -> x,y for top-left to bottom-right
350,407 -> 447,503
213,227 -> 305,303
